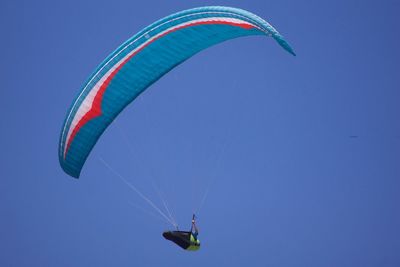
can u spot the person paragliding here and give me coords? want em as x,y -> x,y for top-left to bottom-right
163,215 -> 201,251
58,4 -> 295,252
191,215 -> 199,240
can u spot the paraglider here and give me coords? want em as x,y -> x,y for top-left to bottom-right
58,6 -> 295,250
58,6 -> 295,179
163,215 -> 201,251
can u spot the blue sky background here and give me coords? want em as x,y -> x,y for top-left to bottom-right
1,0 -> 399,266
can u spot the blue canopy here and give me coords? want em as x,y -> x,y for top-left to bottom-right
59,6 -> 295,178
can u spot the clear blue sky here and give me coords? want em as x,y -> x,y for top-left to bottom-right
1,0 -> 399,266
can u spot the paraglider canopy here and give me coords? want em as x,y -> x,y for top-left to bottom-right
59,6 -> 295,178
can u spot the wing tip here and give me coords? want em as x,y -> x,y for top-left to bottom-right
272,33 -> 296,56
59,159 -> 81,179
